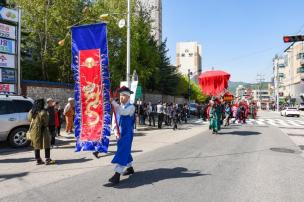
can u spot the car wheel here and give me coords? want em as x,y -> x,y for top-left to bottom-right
8,127 -> 30,148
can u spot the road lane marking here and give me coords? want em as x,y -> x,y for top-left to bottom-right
286,120 -> 301,127
274,119 -> 289,127
265,119 -> 278,126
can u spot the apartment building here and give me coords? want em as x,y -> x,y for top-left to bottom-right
176,42 -> 202,81
273,42 -> 304,104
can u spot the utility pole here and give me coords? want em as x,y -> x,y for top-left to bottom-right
188,69 -> 192,103
274,60 -> 280,112
256,74 -> 265,109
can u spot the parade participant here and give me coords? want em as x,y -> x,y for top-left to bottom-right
46,98 -> 56,147
28,99 -> 55,165
157,101 -> 164,129
54,102 -> 63,136
147,102 -> 156,127
215,99 -> 223,131
63,98 -> 75,134
172,104 -> 178,130
249,103 -> 256,119
224,103 -> 231,126
232,104 -> 238,118
109,86 -> 136,185
240,105 -> 246,124
209,100 -> 219,134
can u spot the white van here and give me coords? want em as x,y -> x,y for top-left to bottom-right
0,95 -> 34,147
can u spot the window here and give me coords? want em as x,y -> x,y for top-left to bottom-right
181,53 -> 185,57
297,53 -> 304,60
12,100 -> 33,113
189,53 -> 193,57
297,67 -> 304,73
0,100 -> 13,115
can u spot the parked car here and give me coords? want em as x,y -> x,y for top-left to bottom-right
280,107 -> 300,117
0,95 -> 34,147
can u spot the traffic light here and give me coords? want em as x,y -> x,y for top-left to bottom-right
283,35 -> 304,43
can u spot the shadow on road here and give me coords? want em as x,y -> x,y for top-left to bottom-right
104,167 -> 209,188
218,131 -> 261,136
0,172 -> 29,182
0,157 -> 35,163
96,150 -> 143,159
55,157 -> 92,165
133,132 -> 146,137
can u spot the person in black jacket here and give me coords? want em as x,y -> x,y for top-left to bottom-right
46,98 -> 56,147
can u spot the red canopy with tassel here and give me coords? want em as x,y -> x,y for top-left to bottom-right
198,70 -> 231,96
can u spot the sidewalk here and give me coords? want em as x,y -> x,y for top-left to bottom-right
0,120 -> 208,199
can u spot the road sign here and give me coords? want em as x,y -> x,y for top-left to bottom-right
0,23 -> 16,39
0,83 -> 14,93
0,53 -> 15,68
0,38 -> 15,54
0,6 -> 18,23
0,68 -> 15,82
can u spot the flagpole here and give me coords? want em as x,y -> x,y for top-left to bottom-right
126,0 -> 131,88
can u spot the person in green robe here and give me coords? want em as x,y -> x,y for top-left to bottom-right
249,104 -> 255,119
28,99 -> 55,165
209,101 -> 220,134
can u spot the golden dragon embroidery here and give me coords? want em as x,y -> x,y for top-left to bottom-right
82,81 -> 101,126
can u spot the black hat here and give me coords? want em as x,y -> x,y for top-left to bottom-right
118,86 -> 134,95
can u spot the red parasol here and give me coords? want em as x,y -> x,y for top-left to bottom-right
198,70 -> 230,96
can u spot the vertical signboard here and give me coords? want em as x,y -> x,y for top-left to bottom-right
0,6 -> 19,94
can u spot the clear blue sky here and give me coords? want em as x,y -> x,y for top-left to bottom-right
163,0 -> 304,82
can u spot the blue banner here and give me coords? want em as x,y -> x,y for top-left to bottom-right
71,23 -> 111,153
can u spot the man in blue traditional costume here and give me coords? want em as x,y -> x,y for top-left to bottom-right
109,86 -> 136,185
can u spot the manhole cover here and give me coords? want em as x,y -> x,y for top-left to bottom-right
270,148 -> 296,153
299,145 -> 304,150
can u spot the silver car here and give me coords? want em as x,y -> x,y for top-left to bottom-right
0,95 -> 33,147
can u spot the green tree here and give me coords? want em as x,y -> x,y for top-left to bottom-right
14,0 -> 204,101
14,0 -> 86,81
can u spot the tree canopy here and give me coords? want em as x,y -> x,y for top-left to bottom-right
12,0 -> 207,102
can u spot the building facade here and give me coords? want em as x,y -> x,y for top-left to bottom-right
273,42 -> 304,104
273,55 -> 287,104
139,0 -> 162,45
176,42 -> 202,81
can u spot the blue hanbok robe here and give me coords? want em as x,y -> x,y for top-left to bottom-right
111,102 -> 135,166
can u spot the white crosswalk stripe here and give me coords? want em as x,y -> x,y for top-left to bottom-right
265,119 -> 278,126
274,119 -> 289,127
233,118 -> 304,128
285,120 -> 302,127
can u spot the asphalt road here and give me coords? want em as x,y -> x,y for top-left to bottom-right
2,112 -> 304,202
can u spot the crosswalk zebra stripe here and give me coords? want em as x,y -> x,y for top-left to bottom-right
285,120 -> 301,127
274,119 -> 289,127
255,119 -> 266,125
265,119 -> 278,126
293,120 -> 304,125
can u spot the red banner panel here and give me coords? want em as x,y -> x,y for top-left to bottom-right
79,49 -> 104,141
